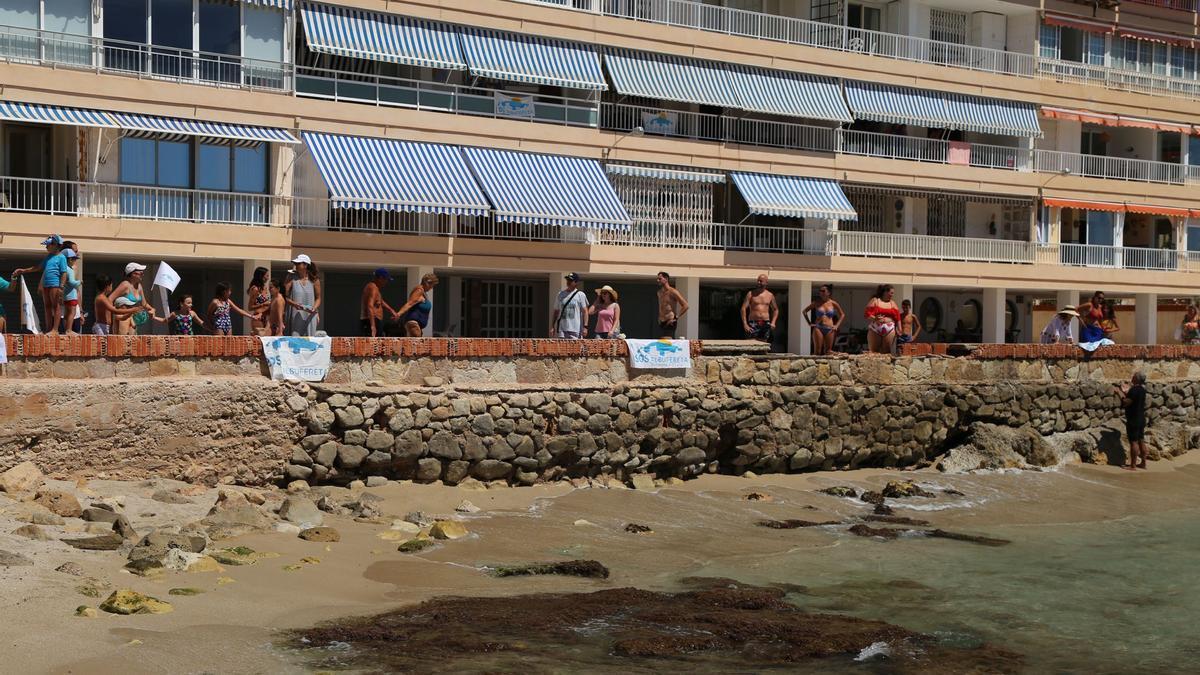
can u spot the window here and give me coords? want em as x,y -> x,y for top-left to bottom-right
233,145 -> 268,193
847,3 -> 881,31
1158,132 -> 1181,164
105,0 -> 147,72
150,0 -> 191,76
119,136 -> 192,219
43,0 -> 91,64
1040,25 -> 1060,60
1190,135 -> 1200,167
810,0 -> 841,24
1187,226 -> 1200,253
918,297 -> 943,334
197,143 -> 232,191
1081,129 -> 1108,156
1170,45 -> 1197,79
959,299 -> 981,332
929,9 -> 968,45
1118,37 -> 1171,74
0,0 -> 38,29
199,0 -> 240,82
928,196 -> 966,237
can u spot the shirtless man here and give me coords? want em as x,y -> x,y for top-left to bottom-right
91,274 -> 140,335
898,299 -> 921,346
656,271 -> 689,338
740,274 -> 778,344
267,279 -> 286,336
360,268 -> 399,337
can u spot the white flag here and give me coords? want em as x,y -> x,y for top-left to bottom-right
19,276 -> 40,334
152,261 -> 181,292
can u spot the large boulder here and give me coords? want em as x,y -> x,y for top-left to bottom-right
0,461 -> 43,493
936,423 -> 1059,473
33,490 -> 83,518
278,496 -> 323,529
99,590 -> 173,615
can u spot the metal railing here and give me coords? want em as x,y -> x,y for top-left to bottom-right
1037,58 -> 1200,102
1046,243 -> 1182,272
1123,0 -> 1197,10
1034,149 -> 1187,185
834,230 -> 1036,264
840,130 -> 1028,171
296,66 -> 599,127
601,102 -> 837,152
0,25 -> 290,92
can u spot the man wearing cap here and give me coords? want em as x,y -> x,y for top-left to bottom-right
1040,305 -> 1078,345
360,268 -> 399,337
551,273 -> 589,339
11,234 -> 70,335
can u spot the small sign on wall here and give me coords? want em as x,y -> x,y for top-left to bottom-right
626,339 -> 691,369
640,110 -> 678,135
495,92 -> 535,118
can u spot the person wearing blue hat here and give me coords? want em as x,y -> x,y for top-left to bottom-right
11,234 -> 69,335
59,241 -> 84,334
360,267 -> 399,337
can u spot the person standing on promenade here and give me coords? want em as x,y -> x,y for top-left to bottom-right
656,271 -> 689,338
589,285 -> 621,339
801,284 -> 842,355
11,234 -> 69,335
246,266 -> 272,336
864,284 -> 901,354
155,294 -> 207,335
394,272 -> 438,337
1040,305 -> 1078,345
1118,372 -> 1148,470
91,274 -> 140,335
109,262 -> 152,335
206,282 -> 255,336
898,299 -> 921,347
285,254 -> 321,337
1077,291 -> 1107,343
740,273 -> 778,344
551,272 -> 588,339
360,268 -> 399,337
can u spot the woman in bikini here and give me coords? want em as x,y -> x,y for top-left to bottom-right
246,266 -> 272,336
864,284 -> 901,354
1077,290 -> 1107,344
1180,305 -> 1200,345
206,282 -> 256,336
802,284 -> 843,355
394,273 -> 438,337
109,263 -> 152,335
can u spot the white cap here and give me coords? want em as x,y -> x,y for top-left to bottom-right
125,262 -> 147,275
291,254 -> 312,265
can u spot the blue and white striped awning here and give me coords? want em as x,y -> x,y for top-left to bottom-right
303,132 -> 491,214
727,65 -> 852,123
108,112 -> 299,143
457,27 -> 606,90
844,81 -> 953,129
0,101 -> 116,128
943,93 -> 1042,138
242,0 -> 291,10
300,3 -> 466,70
463,147 -> 631,229
731,173 -> 857,221
604,49 -> 742,109
605,163 -> 725,183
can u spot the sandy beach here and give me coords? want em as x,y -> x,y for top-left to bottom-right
1,452 -> 1198,673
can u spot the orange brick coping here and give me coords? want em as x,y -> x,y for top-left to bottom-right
901,343 -> 1200,359
1,335 -> 705,359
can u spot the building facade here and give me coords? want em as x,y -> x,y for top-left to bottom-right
0,0 -> 1197,350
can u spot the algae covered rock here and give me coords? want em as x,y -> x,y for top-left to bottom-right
881,481 -> 935,499
299,527 -> 341,542
397,539 -> 435,554
818,486 -> 857,498
99,590 -> 173,615
490,560 -> 610,579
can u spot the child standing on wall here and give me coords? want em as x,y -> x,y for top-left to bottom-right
206,282 -> 256,336
154,295 -> 207,335
268,279 -> 286,336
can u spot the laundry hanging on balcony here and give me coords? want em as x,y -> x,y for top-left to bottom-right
462,147 -> 632,229
457,27 -> 607,90
302,132 -> 490,214
845,82 -> 1041,138
603,49 -> 743,109
0,101 -> 116,128
725,64 -> 852,123
730,173 -> 857,221
107,112 -> 299,144
299,2 -> 467,69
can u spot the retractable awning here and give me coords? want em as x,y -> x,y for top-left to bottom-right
844,81 -> 953,129
1042,106 -> 1192,134
1116,27 -> 1194,48
463,147 -> 631,229
1126,204 -> 1191,218
243,0 -> 292,9
604,49 -> 742,109
1043,198 -> 1125,213
726,65 -> 851,123
1044,12 -> 1114,34
0,101 -> 115,128
943,93 -> 1041,137
299,3 -> 466,70
730,173 -> 857,221
108,112 -> 299,143
605,164 -> 725,182
457,27 -> 606,90
303,132 -> 490,214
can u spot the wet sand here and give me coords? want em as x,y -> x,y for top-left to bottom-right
1,453 -> 1198,673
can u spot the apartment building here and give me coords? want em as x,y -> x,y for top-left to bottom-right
0,0 -> 1197,350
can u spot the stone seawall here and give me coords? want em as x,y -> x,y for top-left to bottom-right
4,350 -> 1199,487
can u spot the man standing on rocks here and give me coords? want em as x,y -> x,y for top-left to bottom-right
1118,371 -> 1148,470
740,273 -> 778,345
552,273 -> 589,339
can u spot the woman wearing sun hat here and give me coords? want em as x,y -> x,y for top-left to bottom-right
1040,304 -> 1078,345
588,285 -> 622,339
284,254 -> 321,336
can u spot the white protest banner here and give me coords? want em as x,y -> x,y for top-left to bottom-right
495,92 -> 535,119
152,261 -> 181,292
0,333 -> 7,364
260,335 -> 331,381
19,277 -> 40,334
640,110 -> 678,135
625,338 -> 691,369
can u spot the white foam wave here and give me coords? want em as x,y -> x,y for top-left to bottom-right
855,641 -> 891,661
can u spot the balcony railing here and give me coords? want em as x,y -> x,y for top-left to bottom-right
835,230 -> 1036,264
0,25 -> 290,92
296,66 -> 599,127
601,102 -> 838,152
1034,150 -> 1188,185
1038,58 -> 1200,103
1124,0 -> 1197,10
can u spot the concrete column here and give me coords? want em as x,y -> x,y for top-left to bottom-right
982,288 -> 1007,344
787,280 -> 813,355
547,272 -> 565,337
896,284 -> 914,307
407,266 -> 435,337
1135,293 -> 1158,344
446,275 -> 463,337
1056,290 -> 1078,342
242,259 -> 270,335
675,277 -> 701,340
